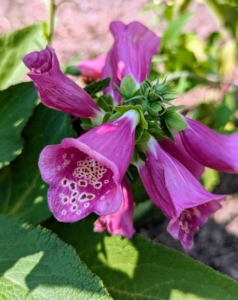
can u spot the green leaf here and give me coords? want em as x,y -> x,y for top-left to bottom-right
0,215 -> 110,299
162,13 -> 192,49
0,23 -> 46,90
0,104 -> 76,223
49,220 -> 238,300
120,75 -> 137,99
84,77 -> 111,96
0,82 -> 38,168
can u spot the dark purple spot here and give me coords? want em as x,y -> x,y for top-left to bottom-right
72,205 -> 77,210
87,195 -> 93,199
71,198 -> 76,203
80,194 -> 87,200
63,197 -> 68,202
70,183 -> 76,189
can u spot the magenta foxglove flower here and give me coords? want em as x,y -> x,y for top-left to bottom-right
102,21 -> 160,106
76,54 -> 106,80
159,133 -> 205,179
94,177 -> 135,239
136,135 -> 226,248
23,46 -> 104,123
180,117 -> 238,173
39,109 -> 140,222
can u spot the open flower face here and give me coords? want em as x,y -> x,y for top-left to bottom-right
102,21 -> 160,106
39,110 -> 139,222
180,117 -> 238,173
23,46 -> 104,122
136,136 -> 226,248
94,177 -> 135,239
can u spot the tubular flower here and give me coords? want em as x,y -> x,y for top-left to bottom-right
23,45 -> 104,123
136,135 -> 226,248
180,117 -> 238,173
94,177 -> 135,239
102,20 -> 160,106
76,54 -> 107,80
159,133 -> 205,179
39,109 -> 140,222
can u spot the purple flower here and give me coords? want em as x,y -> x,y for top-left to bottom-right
102,21 -> 160,106
180,117 -> 238,173
23,46 -> 104,123
94,177 -> 135,239
39,110 -> 140,222
159,133 -> 205,179
136,135 -> 226,248
76,54 -> 106,80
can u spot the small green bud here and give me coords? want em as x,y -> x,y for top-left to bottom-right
140,80 -> 151,95
65,66 -> 81,76
120,75 -> 137,99
163,112 -> 188,132
147,106 -> 159,117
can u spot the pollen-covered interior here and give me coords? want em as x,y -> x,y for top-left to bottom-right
51,147 -> 116,221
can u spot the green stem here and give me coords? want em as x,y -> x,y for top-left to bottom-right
47,0 -> 56,45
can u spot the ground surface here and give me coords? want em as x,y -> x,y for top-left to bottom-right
2,0 -> 238,282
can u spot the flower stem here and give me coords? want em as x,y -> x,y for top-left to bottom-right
47,0 -> 56,45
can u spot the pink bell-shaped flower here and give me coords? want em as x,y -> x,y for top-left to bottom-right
180,117 -> 238,173
23,46 -> 104,123
39,110 -> 140,222
94,177 -> 135,239
159,133 -> 205,179
102,21 -> 160,106
136,135 -> 226,248
76,54 -> 106,80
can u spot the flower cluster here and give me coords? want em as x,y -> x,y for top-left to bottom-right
23,20 -> 238,249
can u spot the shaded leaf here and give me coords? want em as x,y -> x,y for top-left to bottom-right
0,82 -> 38,167
50,219 -> 238,300
0,23 -> 46,90
0,104 -> 76,223
0,215 -> 110,300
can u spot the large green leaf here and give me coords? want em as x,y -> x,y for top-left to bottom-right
50,219 -> 238,300
0,104 -> 76,223
0,23 -> 46,90
0,215 -> 110,299
0,82 -> 38,167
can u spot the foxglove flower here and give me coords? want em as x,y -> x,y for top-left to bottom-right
39,109 -> 140,222
180,117 -> 238,173
159,133 -> 205,179
102,21 -> 160,106
136,135 -> 226,248
76,54 -> 106,80
94,177 -> 135,238
23,46 -> 104,123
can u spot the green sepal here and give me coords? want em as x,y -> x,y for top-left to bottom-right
136,130 -> 151,144
108,112 -> 122,121
97,96 -> 112,112
84,77 -> 111,96
115,105 -> 148,129
101,94 -> 114,106
166,105 -> 185,112
131,147 -> 146,164
147,121 -> 167,140
147,106 -> 160,117
102,112 -> 112,123
64,65 -> 81,76
120,75 -> 137,99
163,111 -> 188,132
80,117 -> 92,125
160,118 -> 175,142
140,79 -> 151,95
151,102 -> 163,111
80,123 -> 94,131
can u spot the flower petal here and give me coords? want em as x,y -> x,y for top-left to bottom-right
39,110 -> 139,222
136,136 -> 226,248
76,54 -> 107,80
23,46 -> 104,121
94,177 -> 135,239
180,117 -> 238,173
102,21 -> 160,106
159,133 -> 205,179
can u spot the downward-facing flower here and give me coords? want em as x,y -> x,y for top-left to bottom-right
102,21 -> 160,106
180,117 -> 238,173
39,109 -> 140,222
23,45 -> 104,124
76,54 -> 106,80
136,135 -> 226,248
94,177 -> 135,239
159,133 -> 205,179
